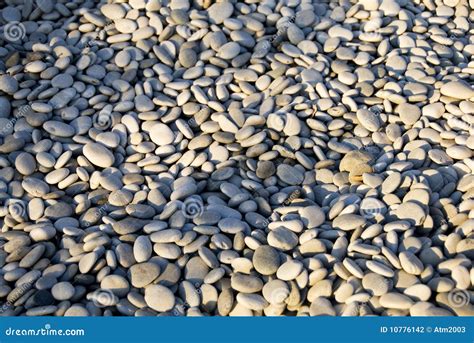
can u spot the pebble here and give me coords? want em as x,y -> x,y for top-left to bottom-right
399,252 -> 424,275
15,152 -> 36,175
149,123 -> 175,146
0,0 -> 471,320
100,275 -> 130,297
333,214 -> 366,231
357,109 -> 381,132
395,203 -> 426,226
208,2 -> 234,24
252,246 -> 281,276
362,273 -> 390,296
397,103 -> 421,126
440,81 -> 474,99
267,227 -> 298,251
129,263 -> 160,288
83,143 -> 115,168
379,293 -> 414,310
51,282 -> 75,301
276,165 -> 304,185
144,285 -> 175,312
276,260 -> 303,281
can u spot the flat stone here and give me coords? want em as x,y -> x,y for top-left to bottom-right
267,227 -> 298,251
399,251 -> 424,275
379,292 -> 414,309
112,218 -> 148,235
362,273 -> 390,296
144,285 -> 175,312
83,143 -> 115,168
396,103 -> 421,126
357,108 -> 381,132
395,202 -> 426,226
276,164 -> 304,185
208,2 -> 234,24
252,245 -> 281,276
129,262 -> 161,288
440,81 -> 474,99
276,260 -> 303,281
333,214 -> 366,231
150,123 -> 175,146
100,275 -> 130,297
231,273 -> 263,293
309,297 -> 336,316
299,205 -> 325,229
51,282 -> 75,301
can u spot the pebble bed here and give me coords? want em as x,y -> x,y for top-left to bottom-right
0,0 -> 473,317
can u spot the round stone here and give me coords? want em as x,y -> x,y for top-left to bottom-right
357,108 -> 381,132
149,123 -> 175,146
362,273 -> 390,296
0,96 -> 11,118
51,74 -> 74,88
379,292 -> 414,310
51,282 -> 75,301
129,262 -> 161,288
252,245 -> 281,275
396,103 -> 421,126
0,74 -> 19,94
262,280 -> 290,305
300,205 -> 325,229
231,273 -> 263,293
440,81 -> 474,99
208,2 -> 234,24
404,284 -> 431,301
134,236 -> 153,263
276,164 -> 304,185
395,202 -> 426,226
256,161 -> 275,179
144,285 -> 175,312
100,275 -> 130,297
15,152 -> 36,176
83,142 -> 115,168
267,227 -> 298,251
276,260 -> 303,281
100,3 -> 126,19
179,48 -> 197,68
217,42 -> 240,60
399,251 -> 424,275
333,214 -> 366,231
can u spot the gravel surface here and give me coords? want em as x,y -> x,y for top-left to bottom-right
0,0 -> 473,317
